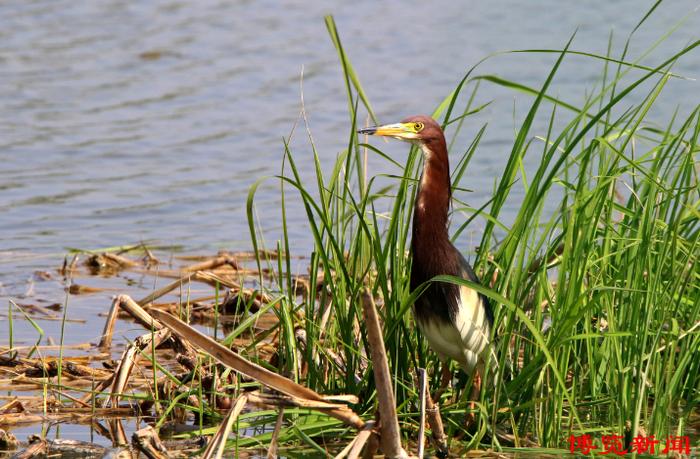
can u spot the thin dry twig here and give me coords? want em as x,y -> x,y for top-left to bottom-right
78,373 -> 115,405
417,368 -> 427,458
137,275 -> 194,307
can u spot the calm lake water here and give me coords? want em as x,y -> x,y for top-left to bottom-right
2,0 -> 699,278
0,0 -> 698,447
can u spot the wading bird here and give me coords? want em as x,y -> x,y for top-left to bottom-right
358,115 -> 494,401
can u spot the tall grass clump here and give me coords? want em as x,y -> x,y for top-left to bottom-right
241,11 -> 699,455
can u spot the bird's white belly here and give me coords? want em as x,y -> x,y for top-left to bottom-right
417,285 -> 491,375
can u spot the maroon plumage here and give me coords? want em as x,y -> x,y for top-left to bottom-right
359,115 -> 494,376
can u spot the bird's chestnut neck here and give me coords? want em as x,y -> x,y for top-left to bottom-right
412,138 -> 452,254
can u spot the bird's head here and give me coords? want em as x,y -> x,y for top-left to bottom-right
357,115 -> 444,146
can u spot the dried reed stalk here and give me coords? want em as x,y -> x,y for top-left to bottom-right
137,274 -> 194,306
201,393 -> 248,459
334,420 -> 376,459
105,328 -> 170,408
267,408 -> 285,459
100,294 -> 164,348
12,437 -> 47,459
180,254 -> 239,272
424,388 -> 448,457
246,391 -> 347,410
359,289 -> 408,458
101,253 -> 139,268
132,425 -> 169,459
150,310 -> 365,429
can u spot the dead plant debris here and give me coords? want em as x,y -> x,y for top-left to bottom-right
1,249 -> 425,458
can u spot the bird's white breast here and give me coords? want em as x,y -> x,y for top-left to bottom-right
417,284 -> 491,375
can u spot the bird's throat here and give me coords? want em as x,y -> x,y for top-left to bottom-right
412,142 -> 452,265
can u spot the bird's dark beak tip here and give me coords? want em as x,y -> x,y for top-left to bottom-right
357,127 -> 376,135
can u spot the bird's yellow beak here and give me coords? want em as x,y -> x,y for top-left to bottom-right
357,122 -> 419,141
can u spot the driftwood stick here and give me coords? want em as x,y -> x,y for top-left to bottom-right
333,435 -> 357,459
27,439 -> 107,457
359,289 -> 408,459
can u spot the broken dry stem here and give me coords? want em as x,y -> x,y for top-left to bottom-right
334,420 -> 376,459
267,408 -> 285,459
150,309 -> 365,429
100,294 -> 164,348
180,255 -> 240,272
133,425 -> 169,459
360,289 -> 407,459
424,386 -> 448,456
201,393 -> 248,459
106,328 -> 171,408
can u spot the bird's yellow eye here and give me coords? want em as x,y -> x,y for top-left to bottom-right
414,122 -> 424,132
